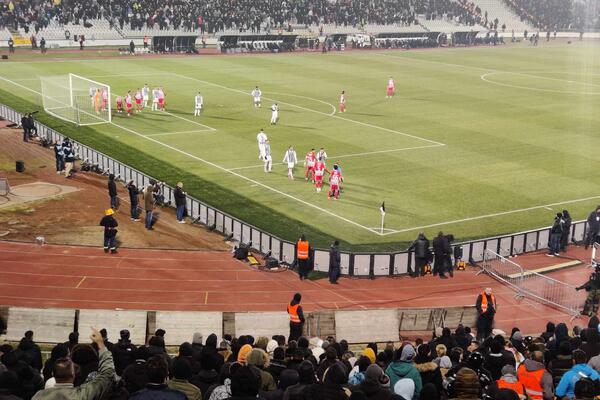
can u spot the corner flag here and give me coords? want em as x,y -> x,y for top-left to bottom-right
380,201 -> 386,216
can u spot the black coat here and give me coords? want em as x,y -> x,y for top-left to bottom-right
588,211 -> 600,235
432,235 -> 451,258
127,184 -> 140,205
108,179 -> 118,197
174,187 -> 186,207
354,378 -> 403,400
329,245 -> 340,270
409,237 -> 430,259
113,340 -> 137,376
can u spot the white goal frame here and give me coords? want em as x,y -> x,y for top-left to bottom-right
41,73 -> 111,127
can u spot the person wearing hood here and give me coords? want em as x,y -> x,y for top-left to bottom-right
168,357 -> 202,400
547,322 -> 571,363
445,352 -> 492,391
268,347 -> 287,383
581,328 -> 600,360
207,362 -> 237,400
226,365 -> 262,400
121,346 -> 151,393
585,205 -> 600,249
408,232 -> 431,277
541,322 -> 555,343
385,344 -> 422,399
483,338 -> 514,381
548,341 -> 573,386
317,347 -> 341,381
413,344 -> 443,394
556,349 -> 600,400
453,325 -> 471,352
516,350 -> 553,400
307,362 -> 350,400
353,364 -> 403,400
202,334 -> 224,372
113,329 -> 137,377
447,367 -> 481,400
561,209 -> 572,252
486,365 -> 526,399
127,180 -> 141,221
283,360 -> 316,400
261,368 -> 299,400
349,356 -> 371,386
42,343 -> 69,384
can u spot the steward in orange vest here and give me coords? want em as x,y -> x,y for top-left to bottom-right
488,365 -> 526,399
475,288 -> 496,341
287,292 -> 305,342
517,351 -> 553,400
296,235 -> 310,280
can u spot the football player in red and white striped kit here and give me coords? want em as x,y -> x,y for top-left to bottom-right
314,157 -> 329,193
339,91 -> 347,113
328,164 -> 343,200
304,149 -> 317,183
386,76 -> 395,98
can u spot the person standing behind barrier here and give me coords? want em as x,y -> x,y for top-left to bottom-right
328,240 -> 341,284
143,184 -> 155,230
127,180 -> 141,221
408,232 -> 430,278
108,174 -> 118,210
174,182 -> 186,223
287,293 -> 305,342
476,288 -> 496,341
54,142 -> 64,174
100,208 -> 118,254
433,232 -> 451,279
561,210 -> 572,253
548,213 -> 563,256
585,206 -> 600,249
63,140 -> 76,178
296,235 -> 310,280
21,113 -> 30,142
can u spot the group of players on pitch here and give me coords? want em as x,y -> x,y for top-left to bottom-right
92,77 -> 396,200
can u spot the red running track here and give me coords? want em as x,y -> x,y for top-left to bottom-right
0,240 -> 593,334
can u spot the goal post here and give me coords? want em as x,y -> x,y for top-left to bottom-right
40,73 -> 111,126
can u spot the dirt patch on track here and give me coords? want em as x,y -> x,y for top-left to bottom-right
0,123 -> 229,251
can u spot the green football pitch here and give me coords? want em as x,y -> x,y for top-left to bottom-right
1,41 -> 599,251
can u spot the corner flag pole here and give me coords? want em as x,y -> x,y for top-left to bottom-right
379,201 -> 386,234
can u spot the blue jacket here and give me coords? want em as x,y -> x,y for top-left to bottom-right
555,363 -> 600,399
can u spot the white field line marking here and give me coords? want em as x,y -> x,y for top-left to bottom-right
151,109 -> 216,131
269,91 -> 337,116
146,129 -> 213,137
481,72 -> 600,95
169,72 -> 446,147
227,143 -> 442,171
378,194 -> 600,236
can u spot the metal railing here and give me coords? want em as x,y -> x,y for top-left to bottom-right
481,249 -> 585,316
0,103 -> 593,277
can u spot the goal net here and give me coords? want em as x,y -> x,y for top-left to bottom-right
40,73 -> 111,126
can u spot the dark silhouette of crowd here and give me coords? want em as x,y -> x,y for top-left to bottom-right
3,318 -> 600,399
502,0 -> 575,30
0,0 -> 502,35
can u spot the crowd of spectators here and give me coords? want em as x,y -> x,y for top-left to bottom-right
0,0 -> 501,36
502,0 -> 575,30
3,318 -> 600,399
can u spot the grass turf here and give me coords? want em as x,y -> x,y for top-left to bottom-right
1,41 -> 599,251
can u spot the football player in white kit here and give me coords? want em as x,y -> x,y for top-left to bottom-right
151,87 -> 159,111
251,86 -> 262,108
263,140 -> 272,172
256,129 -> 268,160
282,146 -> 297,180
270,103 -> 279,125
194,92 -> 203,116
142,84 -> 150,108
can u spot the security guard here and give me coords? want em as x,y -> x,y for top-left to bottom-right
476,287 -> 496,341
577,267 -> 600,316
287,293 -> 305,342
296,234 -> 310,280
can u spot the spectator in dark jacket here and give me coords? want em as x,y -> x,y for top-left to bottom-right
548,213 -> 563,256
2,348 -> 43,399
329,240 -> 341,284
262,368 -> 299,400
127,180 -> 141,221
42,343 -> 69,383
108,174 -> 118,210
16,331 -> 42,372
54,142 -> 65,173
580,328 -> 600,360
432,232 -> 451,279
561,209 -> 572,252
99,208 -> 118,254
414,345 -> 443,394
113,329 -> 137,377
229,365 -> 262,400
130,356 -> 186,400
174,182 -> 187,223
483,340 -> 512,381
121,346 -> 150,393
548,341 -> 573,387
585,206 -> 600,249
354,364 -> 403,400
408,232 -> 430,277
190,350 -> 219,395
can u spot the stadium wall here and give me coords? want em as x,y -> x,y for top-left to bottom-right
0,305 -> 478,344
0,105 -> 591,277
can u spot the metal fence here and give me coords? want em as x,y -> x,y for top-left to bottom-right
481,249 -> 586,316
0,103 -> 592,277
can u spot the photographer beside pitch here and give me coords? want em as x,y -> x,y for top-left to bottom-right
576,266 -> 600,316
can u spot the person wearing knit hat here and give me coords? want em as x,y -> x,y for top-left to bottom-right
246,348 -> 276,391
486,364 -> 526,400
237,344 -> 253,365
363,348 -> 376,365
266,339 -> 279,356
99,208 -> 118,253
439,356 -> 452,378
394,378 -> 415,400
448,367 -> 480,399
386,344 -> 422,399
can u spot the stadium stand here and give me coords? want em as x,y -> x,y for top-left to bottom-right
1,319 -> 600,399
502,0 -> 576,30
468,0 -> 533,31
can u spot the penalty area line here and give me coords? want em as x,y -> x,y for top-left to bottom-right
379,194 -> 600,236
227,144 -> 443,171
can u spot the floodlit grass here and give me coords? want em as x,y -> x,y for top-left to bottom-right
1,41 -> 599,251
